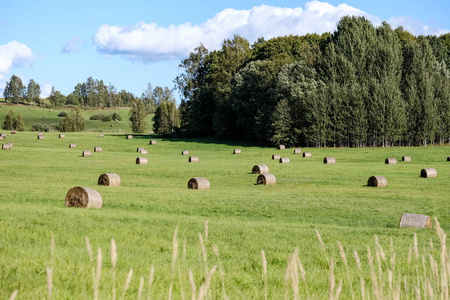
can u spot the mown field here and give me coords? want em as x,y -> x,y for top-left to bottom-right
1,108 -> 450,299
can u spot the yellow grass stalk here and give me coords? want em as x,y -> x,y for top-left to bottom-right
47,266 -> 52,300
354,250 -> 365,300
434,217 -> 448,299
188,270 -> 196,300
429,238 -> 434,252
413,233 -> 419,261
290,248 -> 299,300
213,245 -> 229,300
85,236 -> 93,262
138,277 -> 144,300
261,250 -> 267,300
329,258 -> 335,300
169,227 -> 179,300
121,269 -> 133,300
334,280 -> 343,300
9,290 -> 18,300
430,254 -> 439,281
94,248 -> 102,300
198,232 -> 208,277
316,229 -> 329,263
375,245 -> 384,299
197,266 -> 217,300
337,241 -> 354,300
147,266 -> 155,300
426,278 -> 434,299
414,285 -> 421,300
111,238 -> 117,300
367,246 -> 380,300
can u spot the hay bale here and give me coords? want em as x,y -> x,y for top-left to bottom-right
94,147 -> 102,152
149,140 -> 157,145
188,177 -> 210,190
59,134 -> 65,138
37,135 -> 44,140
182,150 -> 190,155
10,130 -> 17,134
303,152 -> 311,158
399,213 -> 432,229
140,149 -> 148,154
257,174 -> 276,185
252,164 -> 269,174
82,150 -> 92,157
0,136 -> 3,141
0,133 -> 6,137
98,173 -> 121,187
294,148 -> 302,154
385,158 -> 397,165
136,157 -> 148,164
189,156 -> 199,163
233,149 -> 241,154
323,157 -> 336,164
137,147 -> 144,152
126,135 -> 133,139
149,131 -> 154,134
69,144 -> 76,148
65,186 -> 102,208
6,143 -> 12,148
421,168 -> 437,178
98,133 -> 104,138
272,154 -> 280,160
402,156 -> 411,162
277,145 -> 285,150
279,157 -> 290,163
38,132 -> 44,136
2,144 -> 10,150
367,175 -> 387,187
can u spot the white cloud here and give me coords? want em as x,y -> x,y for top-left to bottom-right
388,16 -> 450,36
62,37 -> 85,53
93,1 -> 381,63
0,41 -> 35,74
40,83 -> 53,98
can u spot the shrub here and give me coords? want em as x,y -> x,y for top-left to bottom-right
31,123 -> 50,132
90,113 -> 104,120
111,112 -> 122,121
101,114 -> 113,122
58,111 -> 68,117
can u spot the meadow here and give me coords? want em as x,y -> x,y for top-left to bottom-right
1,105 -> 450,299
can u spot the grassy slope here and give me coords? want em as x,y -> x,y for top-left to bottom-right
0,129 -> 449,298
0,104 -> 150,133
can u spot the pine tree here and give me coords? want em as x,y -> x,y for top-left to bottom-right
2,110 -> 15,130
129,99 -> 148,133
270,99 -> 294,146
13,114 -> 25,131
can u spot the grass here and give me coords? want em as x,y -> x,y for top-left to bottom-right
0,104 -> 151,133
1,130 -> 450,298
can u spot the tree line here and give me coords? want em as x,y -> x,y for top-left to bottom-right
176,16 -> 450,147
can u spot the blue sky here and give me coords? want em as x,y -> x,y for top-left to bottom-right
1,0 -> 449,101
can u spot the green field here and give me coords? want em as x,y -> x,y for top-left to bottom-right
1,112 -> 450,298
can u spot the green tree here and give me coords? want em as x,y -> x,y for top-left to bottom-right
129,99 -> 148,133
3,75 -> 25,104
58,108 -> 85,132
153,99 -> 180,134
13,113 -> 24,131
26,79 -> 41,106
2,110 -> 15,130
49,87 -> 67,107
270,99 -> 294,146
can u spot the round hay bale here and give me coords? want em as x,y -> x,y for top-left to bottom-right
149,131 -> 154,134
140,149 -> 148,154
189,156 -> 199,163
252,164 -> 269,174
94,147 -> 102,152
137,147 -> 144,152
10,130 -> 17,134
272,154 -> 280,160
136,157 -> 148,164
188,177 -> 210,190
233,149 -> 241,154
38,132 -> 44,136
6,143 -> 13,148
65,186 -> 102,208
2,144 -> 10,150
182,150 -> 190,155
69,143 -> 76,148
1,133 -> 6,137
402,156 -> 411,162
82,150 -> 92,157
98,133 -> 104,138
367,175 -> 387,187
37,135 -> 44,140
126,135 -> 133,139
277,145 -> 285,150
323,157 -> 336,164
257,174 -> 276,185
98,173 -> 121,187
385,158 -> 397,165
59,134 -> 65,138
279,157 -> 290,163
303,152 -> 312,158
149,140 -> 157,145
294,148 -> 302,154
421,168 -> 437,178
0,136 -> 3,140
399,213 -> 432,229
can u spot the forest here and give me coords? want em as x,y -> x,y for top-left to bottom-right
176,16 -> 450,147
